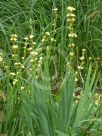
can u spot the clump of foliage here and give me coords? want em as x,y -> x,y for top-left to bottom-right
0,0 -> 102,136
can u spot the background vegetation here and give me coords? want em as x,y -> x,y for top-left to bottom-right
0,0 -> 102,135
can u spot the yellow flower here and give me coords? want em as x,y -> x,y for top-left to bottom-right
38,64 -> 41,67
79,56 -> 85,61
21,86 -> 24,90
67,6 -> 76,12
14,62 -> 21,67
21,65 -> 25,69
69,52 -> 74,57
82,49 -> 86,52
10,34 -> 17,41
68,33 -> 77,38
45,32 -> 50,36
0,57 -> 3,63
13,79 -> 18,85
32,42 -> 36,45
67,13 -> 76,17
24,36 -> 28,40
77,66 -> 84,70
36,48 -> 42,52
53,8 -> 58,12
30,51 -> 38,56
35,58 -> 38,61
12,45 -> 18,52
17,71 -> 21,76
0,52 -> 3,55
67,18 -> 76,23
29,35 -> 34,39
22,57 -> 25,60
75,77 -> 78,82
4,65 -> 9,70
9,72 -> 16,76
30,59 -> 34,63
51,38 -> 56,42
51,38 -> 54,42
12,54 -> 17,59
41,38 -> 46,43
28,47 -> 32,51
89,57 -> 92,60
39,57 -> 43,60
30,68 -> 32,71
69,43 -> 75,48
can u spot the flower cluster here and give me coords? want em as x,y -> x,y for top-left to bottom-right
74,49 -> 86,83
9,34 -> 37,85
52,8 -> 58,33
10,34 -> 17,42
67,6 -> 77,65
77,49 -> 86,71
0,52 -> 3,64
41,32 -> 50,45
29,48 -> 44,78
